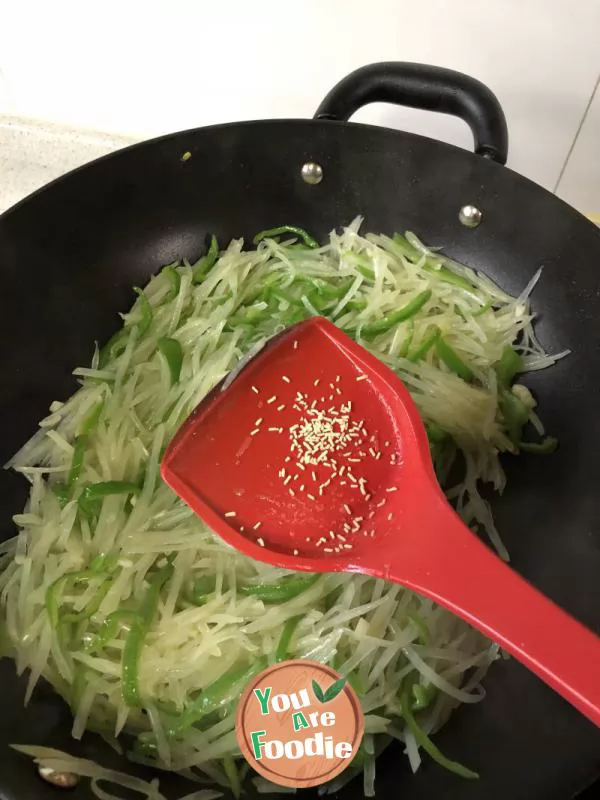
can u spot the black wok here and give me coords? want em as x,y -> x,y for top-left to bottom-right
0,63 -> 599,800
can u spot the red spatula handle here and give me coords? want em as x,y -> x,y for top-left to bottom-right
384,488 -> 600,728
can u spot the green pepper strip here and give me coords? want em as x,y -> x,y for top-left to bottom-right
98,329 -> 128,369
397,321 -> 414,358
122,564 -> 173,707
408,325 -> 440,362
61,578 -> 113,625
411,682 -> 438,711
45,555 -> 115,629
132,288 -> 153,336
407,613 -> 430,646
192,235 -> 219,284
185,575 -> 217,606
471,299 -> 493,317
238,573 -> 320,603
85,609 -> 137,653
425,422 -> 448,444
168,657 -> 268,735
276,616 -> 302,662
519,436 -> 558,454
436,337 -> 474,382
157,337 -> 183,385
253,226 -> 319,249
223,754 -> 241,799
67,436 -> 87,486
80,480 -> 141,503
79,399 -> 104,436
495,345 -> 524,388
401,685 -> 478,778
52,482 -> 71,509
499,390 -> 529,445
392,233 -> 475,292
361,290 -> 432,339
314,278 -> 355,299
268,287 -> 303,307
344,253 -> 375,281
228,307 -> 271,327
161,264 -> 181,301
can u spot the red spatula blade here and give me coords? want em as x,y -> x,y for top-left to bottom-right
161,317 -> 432,571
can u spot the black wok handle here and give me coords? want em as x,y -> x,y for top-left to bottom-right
315,62 -> 508,165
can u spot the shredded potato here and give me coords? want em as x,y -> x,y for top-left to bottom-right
1,220 -> 563,796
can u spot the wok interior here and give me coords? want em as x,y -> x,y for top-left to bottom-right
0,120 -> 599,799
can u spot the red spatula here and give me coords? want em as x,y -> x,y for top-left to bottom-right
161,317 -> 600,728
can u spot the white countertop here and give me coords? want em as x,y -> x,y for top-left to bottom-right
0,115 -> 135,214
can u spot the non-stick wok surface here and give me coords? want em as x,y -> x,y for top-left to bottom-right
0,66 -> 599,800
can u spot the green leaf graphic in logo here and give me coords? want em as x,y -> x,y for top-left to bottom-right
312,676 -> 346,703
312,679 -> 326,703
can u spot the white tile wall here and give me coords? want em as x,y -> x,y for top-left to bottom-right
556,77 -> 600,214
0,0 -> 599,204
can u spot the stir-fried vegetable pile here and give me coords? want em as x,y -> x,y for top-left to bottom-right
0,220 -> 564,799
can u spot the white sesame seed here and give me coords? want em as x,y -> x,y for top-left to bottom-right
307,493 -> 316,501
376,499 -> 387,508
343,543 -> 353,550
343,503 -> 352,515
250,428 -> 260,436
323,547 -> 333,553
277,404 -> 286,411
297,463 -> 305,471
336,375 -> 341,382
282,375 -> 291,383
293,549 -> 299,555
253,522 -> 262,530
329,531 -> 336,540
283,475 -> 291,486
311,470 -> 317,481
299,484 -> 305,491
255,418 -> 263,426
267,395 -> 277,404
314,378 -> 320,387
386,487 -> 398,493
224,511 -> 236,517
337,534 -> 347,542
289,489 -> 295,497
368,511 -> 375,519
387,512 -> 394,521
257,537 -> 265,546
384,441 -> 390,447
251,386 -> 259,394
240,526 -> 245,532
293,340 -> 298,349
356,374 -> 368,382
306,537 -> 311,542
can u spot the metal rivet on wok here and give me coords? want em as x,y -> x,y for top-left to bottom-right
301,162 -> 323,185
459,205 -> 482,228
38,764 -> 79,788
